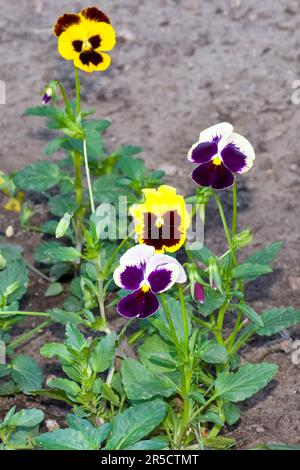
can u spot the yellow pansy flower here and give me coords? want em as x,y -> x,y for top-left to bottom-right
54,7 -> 116,73
4,192 -> 24,213
130,185 -> 191,254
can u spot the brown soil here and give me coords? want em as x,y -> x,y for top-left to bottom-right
0,0 -> 299,448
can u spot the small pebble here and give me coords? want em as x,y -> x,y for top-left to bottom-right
46,419 -> 60,432
5,225 -> 14,238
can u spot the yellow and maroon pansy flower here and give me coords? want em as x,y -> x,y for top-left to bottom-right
130,185 -> 190,254
53,7 -> 116,73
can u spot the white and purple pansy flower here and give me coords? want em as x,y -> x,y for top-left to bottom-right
187,123 -> 255,190
114,245 -> 186,319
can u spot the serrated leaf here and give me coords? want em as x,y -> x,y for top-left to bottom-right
197,287 -> 226,317
121,358 -> 176,401
0,261 -> 28,303
48,308 -> 82,325
9,409 -> 44,428
223,402 -> 241,425
48,194 -> 77,218
199,340 -> 228,364
105,399 -> 167,450
214,363 -> 278,402
11,355 -> 43,393
67,414 -> 111,448
45,282 -> 63,297
232,263 -> 272,281
48,378 -> 81,397
40,342 -> 72,362
118,156 -> 145,181
44,137 -> 67,155
25,106 -> 63,119
35,241 -> 80,264
65,323 -> 86,352
245,241 -> 283,266
257,307 -> 300,336
90,333 -> 117,373
14,162 -> 60,192
36,428 -> 92,450
235,303 -> 264,327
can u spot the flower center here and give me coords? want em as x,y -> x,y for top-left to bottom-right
212,156 -> 222,166
155,215 -> 164,228
141,282 -> 150,293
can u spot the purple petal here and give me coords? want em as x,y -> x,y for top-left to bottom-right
221,144 -> 247,173
117,265 -> 145,290
42,94 -> 51,105
192,161 -> 234,190
188,141 -> 217,164
147,265 -> 178,293
117,289 -> 159,319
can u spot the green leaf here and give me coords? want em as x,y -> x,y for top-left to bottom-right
203,436 -> 236,450
48,308 -> 82,325
14,162 -> 60,192
214,363 -> 278,402
223,403 -> 241,425
25,106 -> 63,119
138,334 -> 176,373
232,263 -> 272,281
65,323 -> 86,352
0,261 -> 28,303
189,391 -> 206,405
149,295 -> 192,344
67,414 -> 111,448
119,156 -> 145,181
105,399 -> 167,450
127,438 -> 168,450
121,358 -> 176,401
235,303 -> 264,327
48,194 -> 77,218
255,443 -> 300,450
36,429 -> 92,450
44,137 -> 67,155
40,342 -> 72,363
9,409 -> 44,428
90,333 -> 117,373
0,244 -> 23,262
199,340 -> 228,364
257,307 -> 300,336
245,241 -> 283,266
116,145 -> 143,159
45,282 -> 63,297
199,411 -> 224,426
189,246 -> 214,265
101,384 -> 120,406
83,119 -> 110,133
197,288 -> 226,317
35,241 -> 81,264
11,355 -> 43,393
63,296 -> 83,312
48,378 -> 81,397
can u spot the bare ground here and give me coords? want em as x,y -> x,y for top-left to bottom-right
0,0 -> 300,448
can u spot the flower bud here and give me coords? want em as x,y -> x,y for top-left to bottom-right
42,80 -> 57,105
55,212 -> 73,239
0,252 -> 6,270
194,282 -> 205,304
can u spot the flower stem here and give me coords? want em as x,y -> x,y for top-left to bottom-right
232,179 -> 237,237
0,311 -> 49,317
212,191 -> 237,266
56,80 -> 71,116
10,320 -> 51,349
103,231 -> 134,276
178,285 -> 189,358
83,138 -> 95,214
74,67 -> 81,117
72,150 -> 84,245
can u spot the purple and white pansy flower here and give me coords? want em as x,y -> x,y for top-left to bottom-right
114,245 -> 186,319
187,123 -> 255,190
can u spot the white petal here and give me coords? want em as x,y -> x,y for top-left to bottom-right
199,122 -> 233,145
119,245 -> 155,267
146,254 -> 187,283
223,132 -> 255,173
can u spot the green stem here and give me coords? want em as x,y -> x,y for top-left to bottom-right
0,311 -> 49,317
103,231 -> 134,276
215,300 -> 228,345
74,67 -> 81,117
212,191 -> 237,266
56,80 -> 71,116
10,320 -> 51,349
232,179 -> 237,237
161,293 -> 181,353
83,138 -> 95,214
72,150 -> 84,245
178,285 -> 189,358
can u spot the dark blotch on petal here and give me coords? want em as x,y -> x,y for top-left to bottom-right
148,268 -> 173,294
89,35 -> 101,49
72,40 -> 83,52
142,211 -> 182,251
221,143 -> 247,173
79,49 -> 103,66
192,161 -> 234,190
190,141 -> 217,164
81,7 -> 110,24
54,13 -> 81,37
117,290 -> 159,319
119,265 -> 144,290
